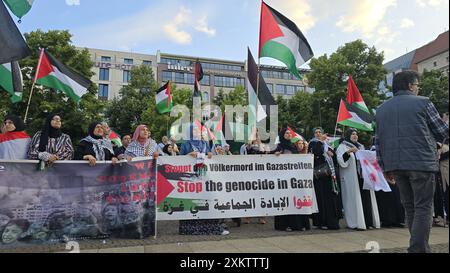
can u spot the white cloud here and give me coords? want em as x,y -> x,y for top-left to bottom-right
400,18 -> 415,28
417,0 -> 444,7
265,0 -> 316,32
163,7 -> 193,44
195,16 -> 216,37
65,0 -> 80,6
336,0 -> 397,36
73,3 -> 217,49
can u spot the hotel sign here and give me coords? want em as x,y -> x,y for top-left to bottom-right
95,62 -> 135,70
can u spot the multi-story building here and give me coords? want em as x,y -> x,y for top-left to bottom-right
412,31 -> 449,74
381,30 -> 449,96
83,48 -> 313,102
83,48 -> 157,100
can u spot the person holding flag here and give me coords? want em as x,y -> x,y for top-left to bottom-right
336,128 -> 380,230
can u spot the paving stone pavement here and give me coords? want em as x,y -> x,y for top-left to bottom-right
0,217 -> 448,253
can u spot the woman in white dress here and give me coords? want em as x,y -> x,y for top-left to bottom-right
336,128 -> 380,230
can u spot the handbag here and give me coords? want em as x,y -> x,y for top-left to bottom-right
314,162 -> 331,179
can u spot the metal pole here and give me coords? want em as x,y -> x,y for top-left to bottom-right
24,48 -> 44,123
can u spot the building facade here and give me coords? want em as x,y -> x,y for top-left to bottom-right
381,30 -> 449,96
83,48 -> 157,100
83,48 -> 312,102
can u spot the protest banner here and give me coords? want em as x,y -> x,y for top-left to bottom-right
157,154 -> 318,220
0,159 -> 156,246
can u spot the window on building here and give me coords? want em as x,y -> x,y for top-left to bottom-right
142,60 -> 152,66
200,75 -> 210,85
175,72 -> 185,83
214,76 -> 244,87
203,92 -> 209,101
267,83 -> 273,93
99,84 -> 109,99
101,56 -> 111,62
186,73 -> 195,84
295,85 -> 306,93
162,71 -> 172,82
124,58 -> 133,65
276,84 -> 285,94
286,85 -> 295,95
123,70 -> 131,83
433,61 -> 438,67
99,68 -> 109,81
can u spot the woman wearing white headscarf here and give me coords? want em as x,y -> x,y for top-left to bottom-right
337,128 -> 380,230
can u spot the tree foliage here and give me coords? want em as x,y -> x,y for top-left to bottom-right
419,69 -> 449,115
0,30 -> 104,144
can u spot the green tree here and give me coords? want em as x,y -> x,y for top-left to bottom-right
104,65 -> 194,142
419,70 -> 449,115
307,39 -> 386,145
0,29 -> 104,144
287,91 -> 315,139
104,64 -> 158,136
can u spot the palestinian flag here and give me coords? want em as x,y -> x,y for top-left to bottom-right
155,81 -> 172,114
4,0 -> 34,20
0,131 -> 30,159
247,48 -> 276,126
109,131 -> 122,147
211,114 -> 232,145
193,60 -> 203,99
0,0 -> 31,64
259,1 -> 313,79
194,119 -> 216,142
326,136 -> 341,149
0,61 -> 23,103
347,75 -> 370,113
34,49 -> 92,103
337,99 -> 374,131
287,126 -> 305,143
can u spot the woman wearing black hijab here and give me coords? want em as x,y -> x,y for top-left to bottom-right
75,121 -> 118,166
28,113 -> 74,164
273,128 -> 311,232
308,127 -> 341,230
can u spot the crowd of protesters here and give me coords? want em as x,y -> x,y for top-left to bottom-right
0,72 -> 448,250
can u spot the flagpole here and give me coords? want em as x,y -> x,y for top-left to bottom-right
24,48 -> 44,123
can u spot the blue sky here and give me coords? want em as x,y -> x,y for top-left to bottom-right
13,0 -> 450,67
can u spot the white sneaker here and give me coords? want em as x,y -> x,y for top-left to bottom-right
221,230 -> 230,235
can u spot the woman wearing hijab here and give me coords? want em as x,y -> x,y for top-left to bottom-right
273,128 -> 311,231
178,123 -> 228,235
28,114 -> 74,164
125,125 -> 158,160
307,127 -> 341,230
0,115 -> 30,160
336,128 -> 380,230
162,143 -> 177,156
76,121 -> 118,166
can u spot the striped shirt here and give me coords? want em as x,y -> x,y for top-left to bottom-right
28,131 -> 74,161
125,139 -> 158,158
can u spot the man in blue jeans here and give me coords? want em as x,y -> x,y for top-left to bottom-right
375,70 -> 448,253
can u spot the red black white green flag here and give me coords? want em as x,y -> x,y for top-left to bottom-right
259,1 -> 313,79
34,49 -> 91,103
155,81 -> 173,114
337,99 -> 374,131
347,75 -> 370,113
193,60 -> 203,99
